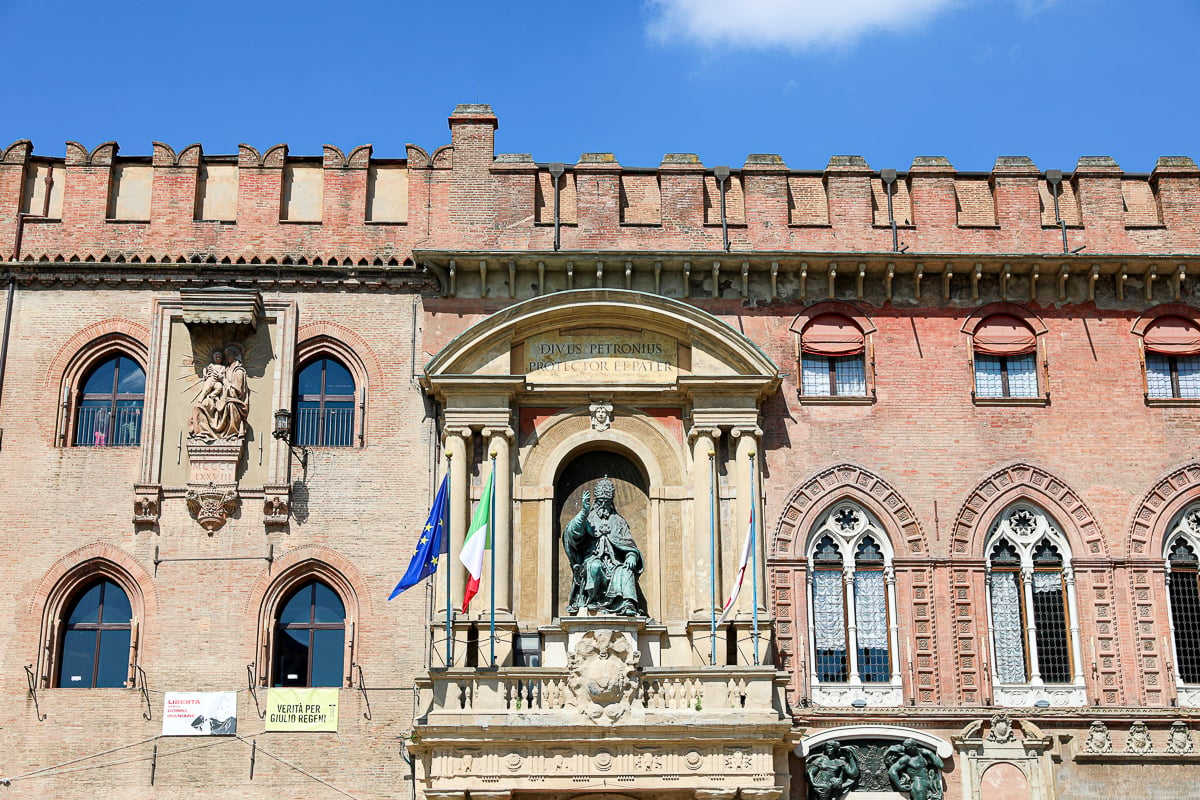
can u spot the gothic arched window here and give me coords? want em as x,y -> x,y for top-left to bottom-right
1143,316 -> 1200,399
273,580 -> 347,687
57,579 -> 134,688
294,357 -> 356,447
806,503 -> 900,705
1164,506 -> 1200,686
985,505 -> 1084,704
74,354 -> 145,447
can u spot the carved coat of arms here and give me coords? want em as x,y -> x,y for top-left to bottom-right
566,629 -> 640,724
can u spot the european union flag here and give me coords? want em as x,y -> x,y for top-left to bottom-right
389,474 -> 449,599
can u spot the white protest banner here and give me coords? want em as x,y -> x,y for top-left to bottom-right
162,691 -> 238,736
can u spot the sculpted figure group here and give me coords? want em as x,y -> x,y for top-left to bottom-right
806,739 -> 944,800
189,343 -> 250,441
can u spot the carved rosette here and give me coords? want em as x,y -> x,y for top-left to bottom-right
186,482 -> 239,532
566,629 -> 640,724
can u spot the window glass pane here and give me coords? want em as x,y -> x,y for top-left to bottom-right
113,402 -> 143,446
1178,356 -> 1200,399
59,629 -> 97,687
322,359 -> 355,396
833,355 -> 866,396
989,570 -> 1027,683
812,569 -> 847,682
1005,353 -> 1038,397
312,582 -> 345,623
1031,570 -> 1071,683
278,584 -> 313,625
95,629 -> 131,688
295,400 -> 322,447
297,361 -> 324,396
800,355 -> 829,396
321,403 -> 355,447
310,628 -> 345,687
274,628 -> 310,686
1146,353 -> 1174,398
67,583 -> 103,624
100,581 -> 132,623
853,569 -> 889,682
116,357 -> 146,394
1170,570 -> 1200,683
82,358 -> 118,395
974,355 -> 1004,397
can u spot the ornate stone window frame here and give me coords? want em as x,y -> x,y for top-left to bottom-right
983,503 -> 1086,707
804,501 -> 903,707
1162,503 -> 1200,706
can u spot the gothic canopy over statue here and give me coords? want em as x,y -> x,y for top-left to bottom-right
562,478 -> 646,616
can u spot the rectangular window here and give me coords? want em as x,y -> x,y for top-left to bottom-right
1030,571 -> 1072,683
812,569 -> 848,682
802,354 -> 866,397
853,569 -> 890,682
975,354 -> 1037,398
1147,353 -> 1200,399
1170,569 -> 1200,684
989,570 -> 1028,683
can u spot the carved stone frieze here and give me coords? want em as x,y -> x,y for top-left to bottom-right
811,682 -> 903,708
567,629 -> 640,724
186,482 -> 239,532
993,684 -> 1087,708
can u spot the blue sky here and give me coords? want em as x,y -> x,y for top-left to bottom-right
3,0 -> 1196,172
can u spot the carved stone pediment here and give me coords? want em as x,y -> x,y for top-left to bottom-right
567,629 -> 640,724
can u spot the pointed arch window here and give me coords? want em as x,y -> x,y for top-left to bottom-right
74,355 -> 145,447
985,505 -> 1085,703
295,357 -> 356,447
1164,506 -> 1200,686
57,579 -> 134,688
806,503 -> 901,704
273,580 -> 347,687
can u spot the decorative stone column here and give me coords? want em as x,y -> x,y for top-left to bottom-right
1021,566 -> 1044,685
484,426 -> 514,616
689,426 -> 720,618
731,426 -> 766,614
444,428 -> 472,613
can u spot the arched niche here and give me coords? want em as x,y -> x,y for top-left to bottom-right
554,448 -> 650,619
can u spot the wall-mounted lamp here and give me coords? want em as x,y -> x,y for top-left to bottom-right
272,408 -> 309,470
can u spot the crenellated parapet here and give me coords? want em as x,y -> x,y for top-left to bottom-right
0,103 -> 1197,270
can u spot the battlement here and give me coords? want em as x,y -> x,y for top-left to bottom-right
0,104 -> 1197,270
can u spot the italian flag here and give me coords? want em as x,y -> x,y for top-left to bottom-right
458,466 -> 494,612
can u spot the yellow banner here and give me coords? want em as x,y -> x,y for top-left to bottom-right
264,687 -> 340,732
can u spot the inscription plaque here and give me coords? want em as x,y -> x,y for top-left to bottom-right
525,332 -> 677,384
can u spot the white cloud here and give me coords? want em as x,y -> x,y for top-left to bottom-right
645,0 -> 962,49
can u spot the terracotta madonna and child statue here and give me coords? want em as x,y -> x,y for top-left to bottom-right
562,477 -> 647,616
189,343 -> 250,442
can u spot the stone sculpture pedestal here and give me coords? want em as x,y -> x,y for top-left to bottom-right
185,439 -> 242,531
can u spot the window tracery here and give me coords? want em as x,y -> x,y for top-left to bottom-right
1164,505 -> 1200,686
985,504 -> 1084,704
806,503 -> 900,703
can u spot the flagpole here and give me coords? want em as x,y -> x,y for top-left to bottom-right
489,452 -> 497,669
750,451 -> 760,666
708,448 -> 717,666
445,453 -> 454,668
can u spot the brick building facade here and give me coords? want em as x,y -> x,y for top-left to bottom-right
1,104 -> 1199,799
